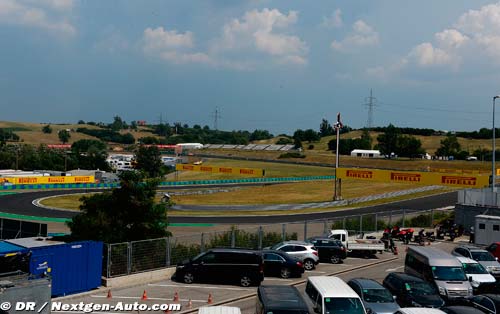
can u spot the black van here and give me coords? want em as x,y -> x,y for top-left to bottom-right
382,272 -> 445,308
256,285 -> 310,314
175,248 -> 264,287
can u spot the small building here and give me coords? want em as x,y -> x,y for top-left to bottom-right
350,149 -> 381,158
475,215 -> 500,245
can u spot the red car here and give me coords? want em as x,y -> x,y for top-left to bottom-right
486,242 -> 500,259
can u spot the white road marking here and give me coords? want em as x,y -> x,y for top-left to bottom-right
263,278 -> 293,282
91,295 -> 207,302
306,271 -> 326,274
147,283 -> 253,291
385,266 -> 404,272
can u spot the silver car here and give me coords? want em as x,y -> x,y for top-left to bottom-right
267,241 -> 319,270
347,278 -> 400,314
452,245 -> 500,278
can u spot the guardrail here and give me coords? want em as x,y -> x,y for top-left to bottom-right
0,176 -> 335,190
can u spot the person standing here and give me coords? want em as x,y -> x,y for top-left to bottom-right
469,226 -> 475,244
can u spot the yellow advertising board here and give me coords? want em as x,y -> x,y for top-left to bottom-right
175,164 -> 265,176
336,168 -> 489,188
0,176 -> 95,185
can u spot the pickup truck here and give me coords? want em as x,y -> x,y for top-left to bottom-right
327,229 -> 385,255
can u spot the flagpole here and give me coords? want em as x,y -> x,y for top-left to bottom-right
334,112 -> 342,201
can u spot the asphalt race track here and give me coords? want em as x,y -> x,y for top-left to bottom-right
0,188 -> 457,223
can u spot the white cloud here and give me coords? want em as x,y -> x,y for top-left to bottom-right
331,20 -> 379,52
218,8 -> 308,65
0,0 -> 75,37
322,9 -> 342,28
142,26 -> 214,66
435,29 -> 469,49
143,27 -> 194,52
408,42 -> 454,67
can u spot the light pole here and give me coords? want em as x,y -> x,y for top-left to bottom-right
493,96 -> 500,193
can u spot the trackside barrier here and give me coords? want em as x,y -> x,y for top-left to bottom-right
102,208 -> 451,278
0,176 -> 336,190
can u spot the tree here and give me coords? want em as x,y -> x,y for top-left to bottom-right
130,121 -> 138,131
110,116 -> 126,131
293,137 -> 302,149
250,129 -> 273,141
71,139 -> 110,171
319,119 -> 334,137
58,130 -> 71,144
303,129 -> 320,142
397,135 -> 424,158
376,124 -> 400,155
135,146 -> 163,178
436,134 -> 461,157
77,120 -> 85,125
42,124 -> 52,134
67,171 -> 170,243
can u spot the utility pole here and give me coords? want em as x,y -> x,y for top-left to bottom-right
364,89 -> 377,130
333,113 -> 343,201
212,107 -> 221,130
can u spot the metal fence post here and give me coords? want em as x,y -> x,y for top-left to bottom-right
389,211 -> 392,226
402,209 -> 406,228
258,226 -> 263,250
201,233 -> 205,252
282,224 -> 286,241
106,244 -> 111,278
430,209 -> 434,227
375,213 -> 378,232
343,217 -> 346,230
359,215 -> 363,234
304,221 -> 308,241
323,220 -> 328,235
127,242 -> 132,275
166,237 -> 171,267
231,229 -> 236,248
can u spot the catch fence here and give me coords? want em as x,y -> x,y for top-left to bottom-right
103,208 -> 449,278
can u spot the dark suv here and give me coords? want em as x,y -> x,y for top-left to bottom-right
256,285 -> 310,314
175,248 -> 264,287
307,237 -> 347,264
382,272 -> 445,308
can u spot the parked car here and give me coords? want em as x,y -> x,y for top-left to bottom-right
307,237 -> 347,264
394,309 -> 446,314
486,243 -> 500,260
267,241 -> 319,271
174,248 -> 264,287
469,294 -> 500,313
256,285 -> 310,314
261,250 -> 304,279
455,256 -> 497,293
452,245 -> 500,279
441,306 -> 489,314
382,272 -> 445,308
347,278 -> 400,314
198,306 -> 241,314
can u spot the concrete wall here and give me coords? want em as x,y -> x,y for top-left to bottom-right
454,204 -> 500,229
102,267 -> 176,288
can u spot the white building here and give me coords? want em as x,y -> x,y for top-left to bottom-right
475,215 -> 500,245
350,149 -> 381,158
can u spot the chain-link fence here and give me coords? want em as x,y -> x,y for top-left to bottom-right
102,208 -> 451,278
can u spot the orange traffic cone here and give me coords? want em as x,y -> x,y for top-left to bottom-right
186,299 -> 193,309
173,291 -> 179,302
107,289 -> 112,299
207,293 -> 213,304
141,290 -> 148,300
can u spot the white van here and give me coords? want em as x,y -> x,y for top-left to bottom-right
198,306 -> 241,314
405,246 -> 473,301
455,256 -> 497,293
394,309 -> 445,314
305,276 -> 366,314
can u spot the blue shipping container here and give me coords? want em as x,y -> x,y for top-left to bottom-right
26,241 -> 102,296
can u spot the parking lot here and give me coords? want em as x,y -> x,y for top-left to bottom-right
53,240 -> 460,314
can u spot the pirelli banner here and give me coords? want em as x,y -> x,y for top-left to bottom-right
175,164 -> 265,176
336,168 -> 489,188
1,176 -> 95,185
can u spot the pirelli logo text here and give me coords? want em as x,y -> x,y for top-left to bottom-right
441,175 -> 477,186
390,172 -> 421,182
346,170 -> 373,179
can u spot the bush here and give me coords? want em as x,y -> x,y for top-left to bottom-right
278,152 -> 306,159
308,144 -> 314,150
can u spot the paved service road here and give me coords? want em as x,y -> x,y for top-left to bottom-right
52,240 -> 460,314
0,189 -> 456,223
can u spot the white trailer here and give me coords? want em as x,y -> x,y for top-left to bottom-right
475,215 -> 500,245
328,229 -> 385,254
350,149 -> 381,158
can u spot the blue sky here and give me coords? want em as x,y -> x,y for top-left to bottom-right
1,0 -> 500,135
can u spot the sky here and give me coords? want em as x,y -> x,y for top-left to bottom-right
2,0 -> 500,135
